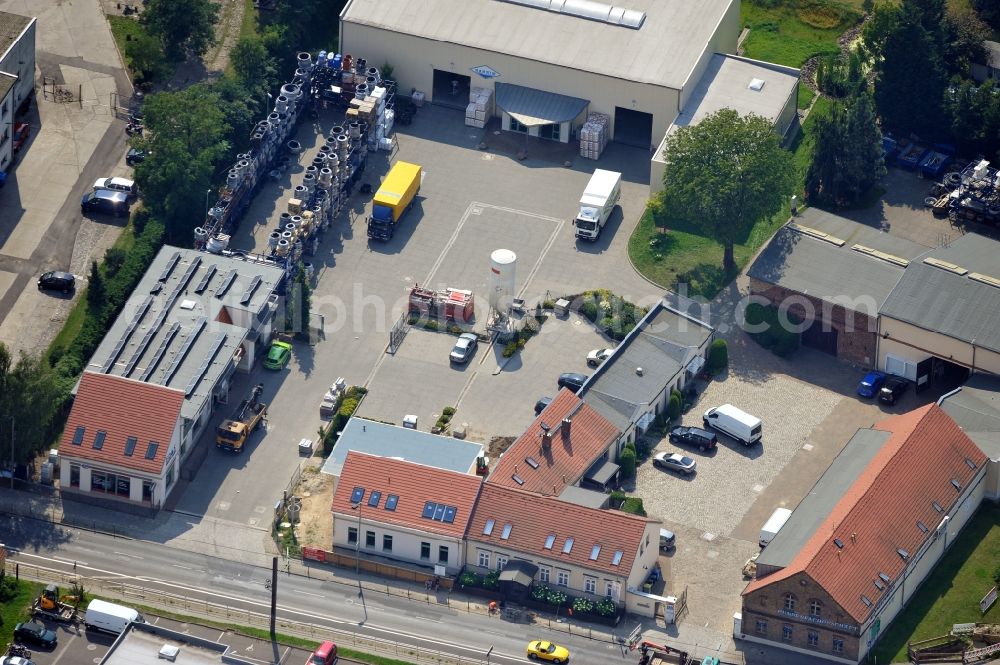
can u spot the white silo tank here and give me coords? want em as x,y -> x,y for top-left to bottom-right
489,249 -> 517,312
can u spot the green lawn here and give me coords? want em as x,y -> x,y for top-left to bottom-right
797,84 -> 816,110
0,578 -> 42,647
872,503 -> 1000,663
106,15 -> 144,75
741,1 -> 861,68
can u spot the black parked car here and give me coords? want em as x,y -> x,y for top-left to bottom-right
81,189 -> 129,217
879,376 -> 910,405
37,271 -> 75,293
14,622 -> 57,649
669,426 -> 718,451
534,396 -> 553,416
557,373 -> 588,393
125,147 -> 146,166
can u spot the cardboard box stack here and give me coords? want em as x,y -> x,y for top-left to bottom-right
465,86 -> 494,128
366,86 -> 395,151
579,112 -> 610,160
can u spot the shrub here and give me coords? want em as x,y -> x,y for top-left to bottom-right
532,584 -> 549,601
484,571 -> 501,590
546,589 -> 568,606
667,393 -> 681,421
621,497 -> 647,516
572,597 -> 595,614
424,320 -> 439,331
624,441 -> 636,455
707,339 -> 728,372
502,342 -> 517,358
442,406 -> 456,417
542,299 -> 555,310
609,490 -> 626,508
619,447 -> 636,478
447,324 -> 462,335
338,398 -> 359,418
459,571 -> 481,587
596,598 -> 617,616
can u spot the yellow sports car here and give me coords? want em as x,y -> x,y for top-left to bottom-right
526,641 -> 570,663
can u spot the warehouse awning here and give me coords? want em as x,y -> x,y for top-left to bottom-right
495,83 -> 589,127
499,559 -> 539,587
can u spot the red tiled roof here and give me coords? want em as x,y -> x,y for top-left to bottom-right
468,483 -> 652,576
488,389 -> 621,495
331,451 -> 483,538
60,372 -> 184,474
744,405 -> 988,622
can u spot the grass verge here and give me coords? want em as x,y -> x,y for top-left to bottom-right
0,579 -> 43,646
740,1 -> 860,68
872,503 -> 1000,663
125,601 -> 418,665
106,15 -> 144,75
797,84 -> 816,110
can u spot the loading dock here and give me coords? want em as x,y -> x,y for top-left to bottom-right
614,106 -> 654,150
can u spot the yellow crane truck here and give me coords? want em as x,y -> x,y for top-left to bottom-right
216,383 -> 267,453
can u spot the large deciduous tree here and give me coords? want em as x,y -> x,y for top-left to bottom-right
133,85 -> 229,243
806,93 -> 886,208
142,0 -> 220,62
0,343 -> 62,466
658,109 -> 795,273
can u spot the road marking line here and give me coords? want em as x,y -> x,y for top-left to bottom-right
15,551 -> 129,578
115,551 -> 144,559
53,556 -> 88,566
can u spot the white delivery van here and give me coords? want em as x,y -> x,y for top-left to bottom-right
84,599 -> 144,634
759,508 -> 793,548
702,404 -> 762,445
574,169 -> 621,241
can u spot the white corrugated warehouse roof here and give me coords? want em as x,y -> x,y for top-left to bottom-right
341,0 -> 735,90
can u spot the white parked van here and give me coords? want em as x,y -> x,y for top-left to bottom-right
702,404 -> 762,445
759,507 -> 793,548
84,599 -> 144,634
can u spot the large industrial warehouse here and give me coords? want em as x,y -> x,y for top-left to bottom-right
339,0 -> 798,187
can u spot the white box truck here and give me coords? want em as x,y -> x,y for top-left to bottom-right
574,169 -> 621,241
759,507 -> 793,548
84,599 -> 144,634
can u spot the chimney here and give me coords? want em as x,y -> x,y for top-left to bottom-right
562,418 -> 572,437
540,422 -> 553,450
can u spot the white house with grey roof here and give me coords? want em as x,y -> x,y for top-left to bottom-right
579,298 -> 714,447
339,0 -> 797,189
0,11 -> 34,173
60,247 -> 285,510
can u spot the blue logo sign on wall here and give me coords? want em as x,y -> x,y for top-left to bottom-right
471,65 -> 500,79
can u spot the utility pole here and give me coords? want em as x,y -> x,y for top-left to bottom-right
7,416 -> 13,489
269,556 -> 278,639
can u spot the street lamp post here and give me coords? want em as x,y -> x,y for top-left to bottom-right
205,188 -> 211,217
350,501 -> 368,623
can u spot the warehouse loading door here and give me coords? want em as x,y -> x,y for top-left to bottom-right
614,107 -> 653,149
432,70 -> 471,110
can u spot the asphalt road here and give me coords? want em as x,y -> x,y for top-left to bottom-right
1,516 -> 643,665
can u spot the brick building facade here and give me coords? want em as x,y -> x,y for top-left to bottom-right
748,278 -> 877,366
742,571 -> 860,662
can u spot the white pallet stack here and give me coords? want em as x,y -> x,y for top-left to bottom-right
580,112 -> 610,160
465,86 -> 493,128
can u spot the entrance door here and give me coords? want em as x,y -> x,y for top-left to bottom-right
614,106 -> 653,149
432,69 -> 471,110
802,320 -> 838,355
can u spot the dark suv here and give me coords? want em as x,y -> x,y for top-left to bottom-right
38,271 -> 76,293
668,426 -> 718,451
14,622 -> 57,649
557,373 -> 588,393
878,376 -> 909,405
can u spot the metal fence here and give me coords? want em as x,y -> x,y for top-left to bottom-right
4,560 -> 489,665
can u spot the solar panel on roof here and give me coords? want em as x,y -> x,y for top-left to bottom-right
176,256 -> 202,292
194,265 -> 218,294
240,275 -> 263,305
103,295 -> 153,373
139,322 -> 181,382
163,317 -> 207,386
185,332 -> 227,396
215,270 -> 237,298
159,251 -> 181,282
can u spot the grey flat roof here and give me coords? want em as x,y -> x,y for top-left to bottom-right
749,209 -> 931,313
939,375 -> 1000,457
495,83 -> 589,126
341,0 -> 734,90
580,300 -> 714,430
558,484 -> 610,509
86,247 -> 285,422
102,622 -> 255,665
321,417 -> 483,477
881,233 -> 1000,354
669,55 -> 799,133
757,428 -> 892,569
0,11 -> 31,60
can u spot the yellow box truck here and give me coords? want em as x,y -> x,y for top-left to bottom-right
367,161 -> 422,241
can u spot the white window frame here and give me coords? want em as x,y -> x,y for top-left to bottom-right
539,567 -> 550,583
584,577 -> 596,594
496,555 -> 508,572
478,551 -> 490,568
556,570 -> 569,587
